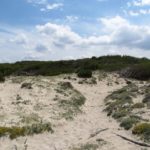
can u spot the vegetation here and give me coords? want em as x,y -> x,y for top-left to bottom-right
120,116 -> 140,130
132,123 -> 150,142
143,93 -> 150,104
59,93 -> 86,120
121,62 -> 150,80
104,84 -> 138,116
0,72 -> 5,82
56,82 -> 86,120
132,103 -> 145,109
59,81 -> 73,90
0,55 -> 149,80
77,69 -> 92,78
0,122 -> 53,139
21,82 -> 32,89
105,83 -> 150,143
21,113 -> 41,124
72,143 -> 99,150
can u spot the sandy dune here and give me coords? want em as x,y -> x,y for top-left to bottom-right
0,73 -> 149,150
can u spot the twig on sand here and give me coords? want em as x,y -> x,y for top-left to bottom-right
14,145 -> 18,150
24,138 -> 27,145
114,133 -> 150,148
89,128 -> 108,139
24,138 -> 28,150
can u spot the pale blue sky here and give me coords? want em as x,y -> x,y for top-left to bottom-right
0,0 -> 150,62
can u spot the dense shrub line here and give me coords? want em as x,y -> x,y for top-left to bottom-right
121,62 -> 150,80
0,55 -> 149,80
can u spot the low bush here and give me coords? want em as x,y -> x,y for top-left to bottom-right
0,73 -> 5,83
72,143 -> 98,150
143,93 -> 150,104
132,123 -> 150,142
132,103 -> 145,109
104,85 -> 136,117
0,122 -> 53,139
121,62 -> 150,80
90,77 -> 97,84
77,69 -> 92,78
120,116 -> 140,130
58,89 -> 86,120
59,82 -> 73,90
21,113 -> 40,124
0,55 -> 149,80
112,110 -> 129,120
21,82 -> 32,89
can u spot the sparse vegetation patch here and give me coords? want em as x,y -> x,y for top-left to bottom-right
120,116 -> 140,130
132,123 -> 150,142
0,122 -> 53,139
104,83 -> 150,143
56,82 -> 86,120
71,143 -> 99,150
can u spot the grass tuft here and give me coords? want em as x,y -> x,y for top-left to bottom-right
132,123 -> 150,142
0,122 -> 53,139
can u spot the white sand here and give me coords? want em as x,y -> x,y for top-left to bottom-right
0,73 -> 149,150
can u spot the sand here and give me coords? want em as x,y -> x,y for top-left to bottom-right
0,73 -> 149,150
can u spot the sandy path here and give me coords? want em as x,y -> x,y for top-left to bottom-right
0,78 -> 143,150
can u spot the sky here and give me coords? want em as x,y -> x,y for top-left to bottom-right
0,0 -> 150,62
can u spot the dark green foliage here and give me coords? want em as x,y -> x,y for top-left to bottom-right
21,82 -> 32,89
77,69 -> 92,78
0,72 -> 5,82
72,143 -> 99,150
121,62 -> 150,80
112,110 -> 129,120
120,116 -> 140,130
143,93 -> 150,104
0,55 -> 149,80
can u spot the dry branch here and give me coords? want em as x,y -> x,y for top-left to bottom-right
114,133 -> 150,147
89,128 -> 108,139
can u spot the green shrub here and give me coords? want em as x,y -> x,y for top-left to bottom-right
132,123 -> 150,142
112,110 -> 128,119
104,85 -> 136,117
0,55 -> 149,79
132,103 -> 145,109
90,77 -> 97,84
147,102 -> 150,109
21,113 -> 40,124
0,73 -> 5,83
121,62 -> 150,80
21,82 -> 32,89
77,69 -> 92,78
143,93 -> 150,104
59,95 -> 86,120
72,95 -> 86,107
0,122 -> 53,139
58,89 -> 86,120
105,86 -> 133,103
120,116 -> 140,130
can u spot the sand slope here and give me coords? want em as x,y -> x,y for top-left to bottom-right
0,73 -> 148,150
